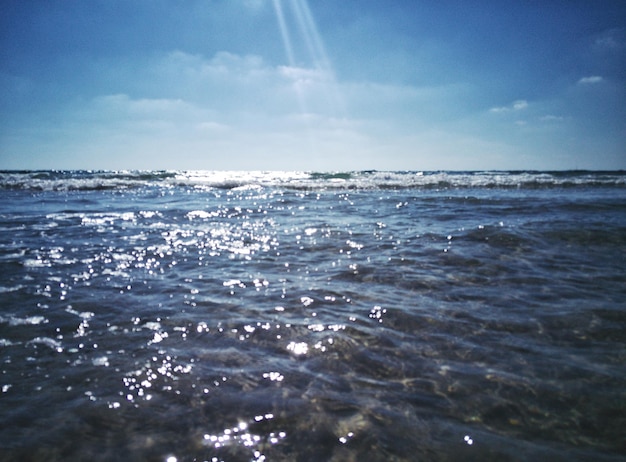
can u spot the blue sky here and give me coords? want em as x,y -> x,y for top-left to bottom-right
1,0 -> 624,171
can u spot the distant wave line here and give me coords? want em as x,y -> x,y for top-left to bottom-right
1,170 -> 625,192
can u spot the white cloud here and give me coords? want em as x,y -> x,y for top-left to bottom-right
593,28 -> 625,51
144,50 -> 348,118
93,94 -> 192,116
10,50 -> 559,170
539,114 -> 564,122
577,75 -> 603,84
512,100 -> 528,110
83,93 -> 219,136
84,54 -> 320,124
489,99 -> 528,113
279,65 -> 332,84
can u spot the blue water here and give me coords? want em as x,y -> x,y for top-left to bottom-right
1,171 -> 625,461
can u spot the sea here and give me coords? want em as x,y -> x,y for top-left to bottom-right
1,170 -> 625,461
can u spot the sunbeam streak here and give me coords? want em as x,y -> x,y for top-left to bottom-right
272,0 -> 295,67
272,0 -> 345,119
291,0 -> 332,72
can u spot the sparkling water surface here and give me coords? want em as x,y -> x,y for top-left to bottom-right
1,171 -> 625,461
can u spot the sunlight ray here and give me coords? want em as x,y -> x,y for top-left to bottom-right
272,0 -> 345,119
272,0 -> 296,67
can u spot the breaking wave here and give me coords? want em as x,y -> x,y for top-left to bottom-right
1,170 -> 624,192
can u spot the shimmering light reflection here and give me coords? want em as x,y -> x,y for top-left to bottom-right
262,371 -> 284,382
286,341 -> 308,355
368,305 -> 387,323
202,415 -> 286,458
338,432 -> 354,444
122,349 -> 193,403
4,171 -> 624,460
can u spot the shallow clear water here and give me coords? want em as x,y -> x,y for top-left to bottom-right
1,171 -> 625,461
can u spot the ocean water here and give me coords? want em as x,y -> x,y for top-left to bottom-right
1,170 -> 625,461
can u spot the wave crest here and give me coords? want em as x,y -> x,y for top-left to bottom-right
1,170 -> 624,191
